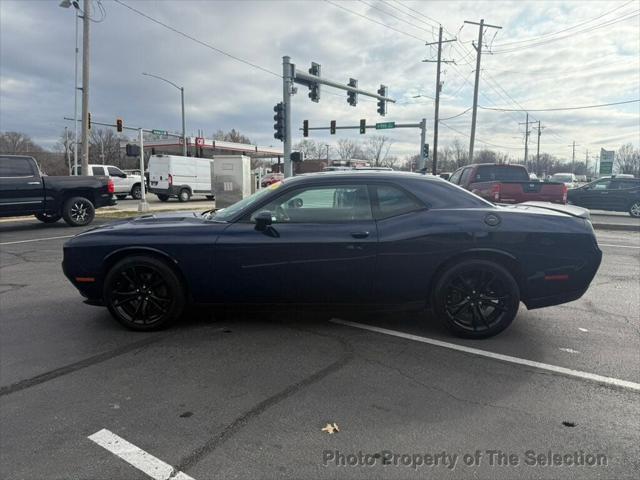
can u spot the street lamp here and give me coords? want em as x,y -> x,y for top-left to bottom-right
142,72 -> 187,156
59,0 -> 80,174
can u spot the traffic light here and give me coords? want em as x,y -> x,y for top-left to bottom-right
423,143 -> 430,158
347,78 -> 358,107
273,102 -> 285,141
330,120 -> 336,135
377,85 -> 387,116
116,118 -> 123,133
303,120 -> 309,138
308,62 -> 321,103
87,112 -> 91,130
290,151 -> 305,162
360,119 -> 366,134
125,144 -> 140,157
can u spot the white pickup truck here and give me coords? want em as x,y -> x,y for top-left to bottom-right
79,164 -> 143,200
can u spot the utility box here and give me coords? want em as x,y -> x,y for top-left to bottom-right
211,155 -> 252,208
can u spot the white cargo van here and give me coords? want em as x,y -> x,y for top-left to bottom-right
148,154 -> 214,202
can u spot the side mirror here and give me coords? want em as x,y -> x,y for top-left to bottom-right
254,211 -> 273,231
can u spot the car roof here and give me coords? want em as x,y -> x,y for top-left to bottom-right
291,170 -> 443,183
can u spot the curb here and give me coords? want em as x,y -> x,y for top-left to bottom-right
592,223 -> 640,232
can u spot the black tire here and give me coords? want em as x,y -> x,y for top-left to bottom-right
629,201 -> 640,218
104,255 -> 185,331
116,194 -> 127,200
62,197 -> 95,227
206,195 -> 214,200
178,188 -> 191,202
131,184 -> 142,200
156,194 -> 170,202
34,212 -> 61,223
432,259 -> 520,339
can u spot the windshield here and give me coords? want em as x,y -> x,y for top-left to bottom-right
552,174 -> 573,182
211,181 -> 283,221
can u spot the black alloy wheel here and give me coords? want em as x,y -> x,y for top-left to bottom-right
62,196 -> 95,226
433,260 -> 520,338
104,256 -> 185,331
629,201 -> 640,218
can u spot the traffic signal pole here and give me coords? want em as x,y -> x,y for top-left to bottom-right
138,128 -> 149,213
282,56 -> 293,178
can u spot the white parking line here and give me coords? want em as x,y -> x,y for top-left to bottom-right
330,319 -> 640,393
88,429 -> 194,480
0,235 -> 73,246
598,243 -> 640,249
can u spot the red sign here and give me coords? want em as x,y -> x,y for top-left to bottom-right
195,137 -> 204,147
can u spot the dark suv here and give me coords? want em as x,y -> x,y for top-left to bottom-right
567,176 -> 640,217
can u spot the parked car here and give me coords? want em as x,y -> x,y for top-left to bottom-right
148,154 -> 214,202
439,172 -> 452,180
63,171 -> 601,338
449,163 -> 567,204
568,177 -> 640,217
0,155 -> 115,226
550,172 -> 579,190
529,173 -> 539,181
77,164 -> 143,200
261,172 -> 284,187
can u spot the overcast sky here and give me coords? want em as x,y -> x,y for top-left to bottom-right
1,0 -> 639,163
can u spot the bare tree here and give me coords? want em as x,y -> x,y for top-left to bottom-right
475,149 -> 497,164
293,139 -> 322,159
214,128 -> 252,144
450,138 -> 468,168
616,143 -> 640,176
336,138 -> 360,160
89,129 -> 124,166
363,135 -> 393,167
0,131 -> 43,155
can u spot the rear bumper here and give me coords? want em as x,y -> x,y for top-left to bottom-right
524,287 -> 588,309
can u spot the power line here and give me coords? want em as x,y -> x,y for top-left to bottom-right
113,0 -> 281,78
358,0 -> 433,35
492,0 -> 635,48
440,122 -> 523,150
439,107 -> 472,121
478,99 -> 640,112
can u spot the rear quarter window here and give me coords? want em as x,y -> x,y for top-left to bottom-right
0,157 -> 36,177
373,185 -> 424,219
404,177 -> 493,209
475,165 -> 529,182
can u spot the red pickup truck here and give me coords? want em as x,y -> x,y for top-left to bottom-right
449,163 -> 567,204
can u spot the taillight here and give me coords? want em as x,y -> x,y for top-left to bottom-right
562,184 -> 568,204
490,183 -> 501,201
168,174 -> 173,187
107,178 -> 115,194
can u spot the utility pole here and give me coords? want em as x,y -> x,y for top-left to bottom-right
282,56 -> 293,178
569,141 -> 578,173
519,114 -> 531,169
138,128 -> 149,213
424,25 -> 456,175
585,149 -> 589,177
80,0 -> 91,174
533,120 -> 544,176
464,19 -> 502,163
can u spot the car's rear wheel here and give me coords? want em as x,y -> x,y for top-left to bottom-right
156,194 -> 170,202
629,201 -> 640,218
62,197 -> 95,227
131,184 -> 142,200
104,256 -> 185,331
34,212 -> 61,223
432,259 -> 520,338
178,188 -> 191,202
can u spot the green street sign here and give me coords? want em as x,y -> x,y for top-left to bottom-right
152,129 -> 168,136
375,122 -> 395,130
599,162 -> 613,175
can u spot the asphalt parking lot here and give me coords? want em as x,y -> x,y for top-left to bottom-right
1,217 -> 639,479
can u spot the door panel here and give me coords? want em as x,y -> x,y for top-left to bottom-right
0,157 -> 43,215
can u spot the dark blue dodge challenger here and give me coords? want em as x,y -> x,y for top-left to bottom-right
63,171 -> 602,338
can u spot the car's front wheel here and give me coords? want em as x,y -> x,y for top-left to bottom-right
104,256 -> 185,331
34,212 -> 61,223
432,259 -> 520,338
629,201 -> 640,218
62,197 -> 95,226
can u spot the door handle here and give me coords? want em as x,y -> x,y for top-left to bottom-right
27,181 -> 41,185
350,231 -> 370,239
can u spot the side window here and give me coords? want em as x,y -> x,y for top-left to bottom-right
92,166 -> 104,176
251,184 -> 372,223
459,168 -> 472,185
374,185 -> 424,219
592,180 -> 611,190
449,169 -> 462,184
0,157 -> 35,177
108,167 -> 124,177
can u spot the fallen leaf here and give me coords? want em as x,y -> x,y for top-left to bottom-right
321,422 -> 339,434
